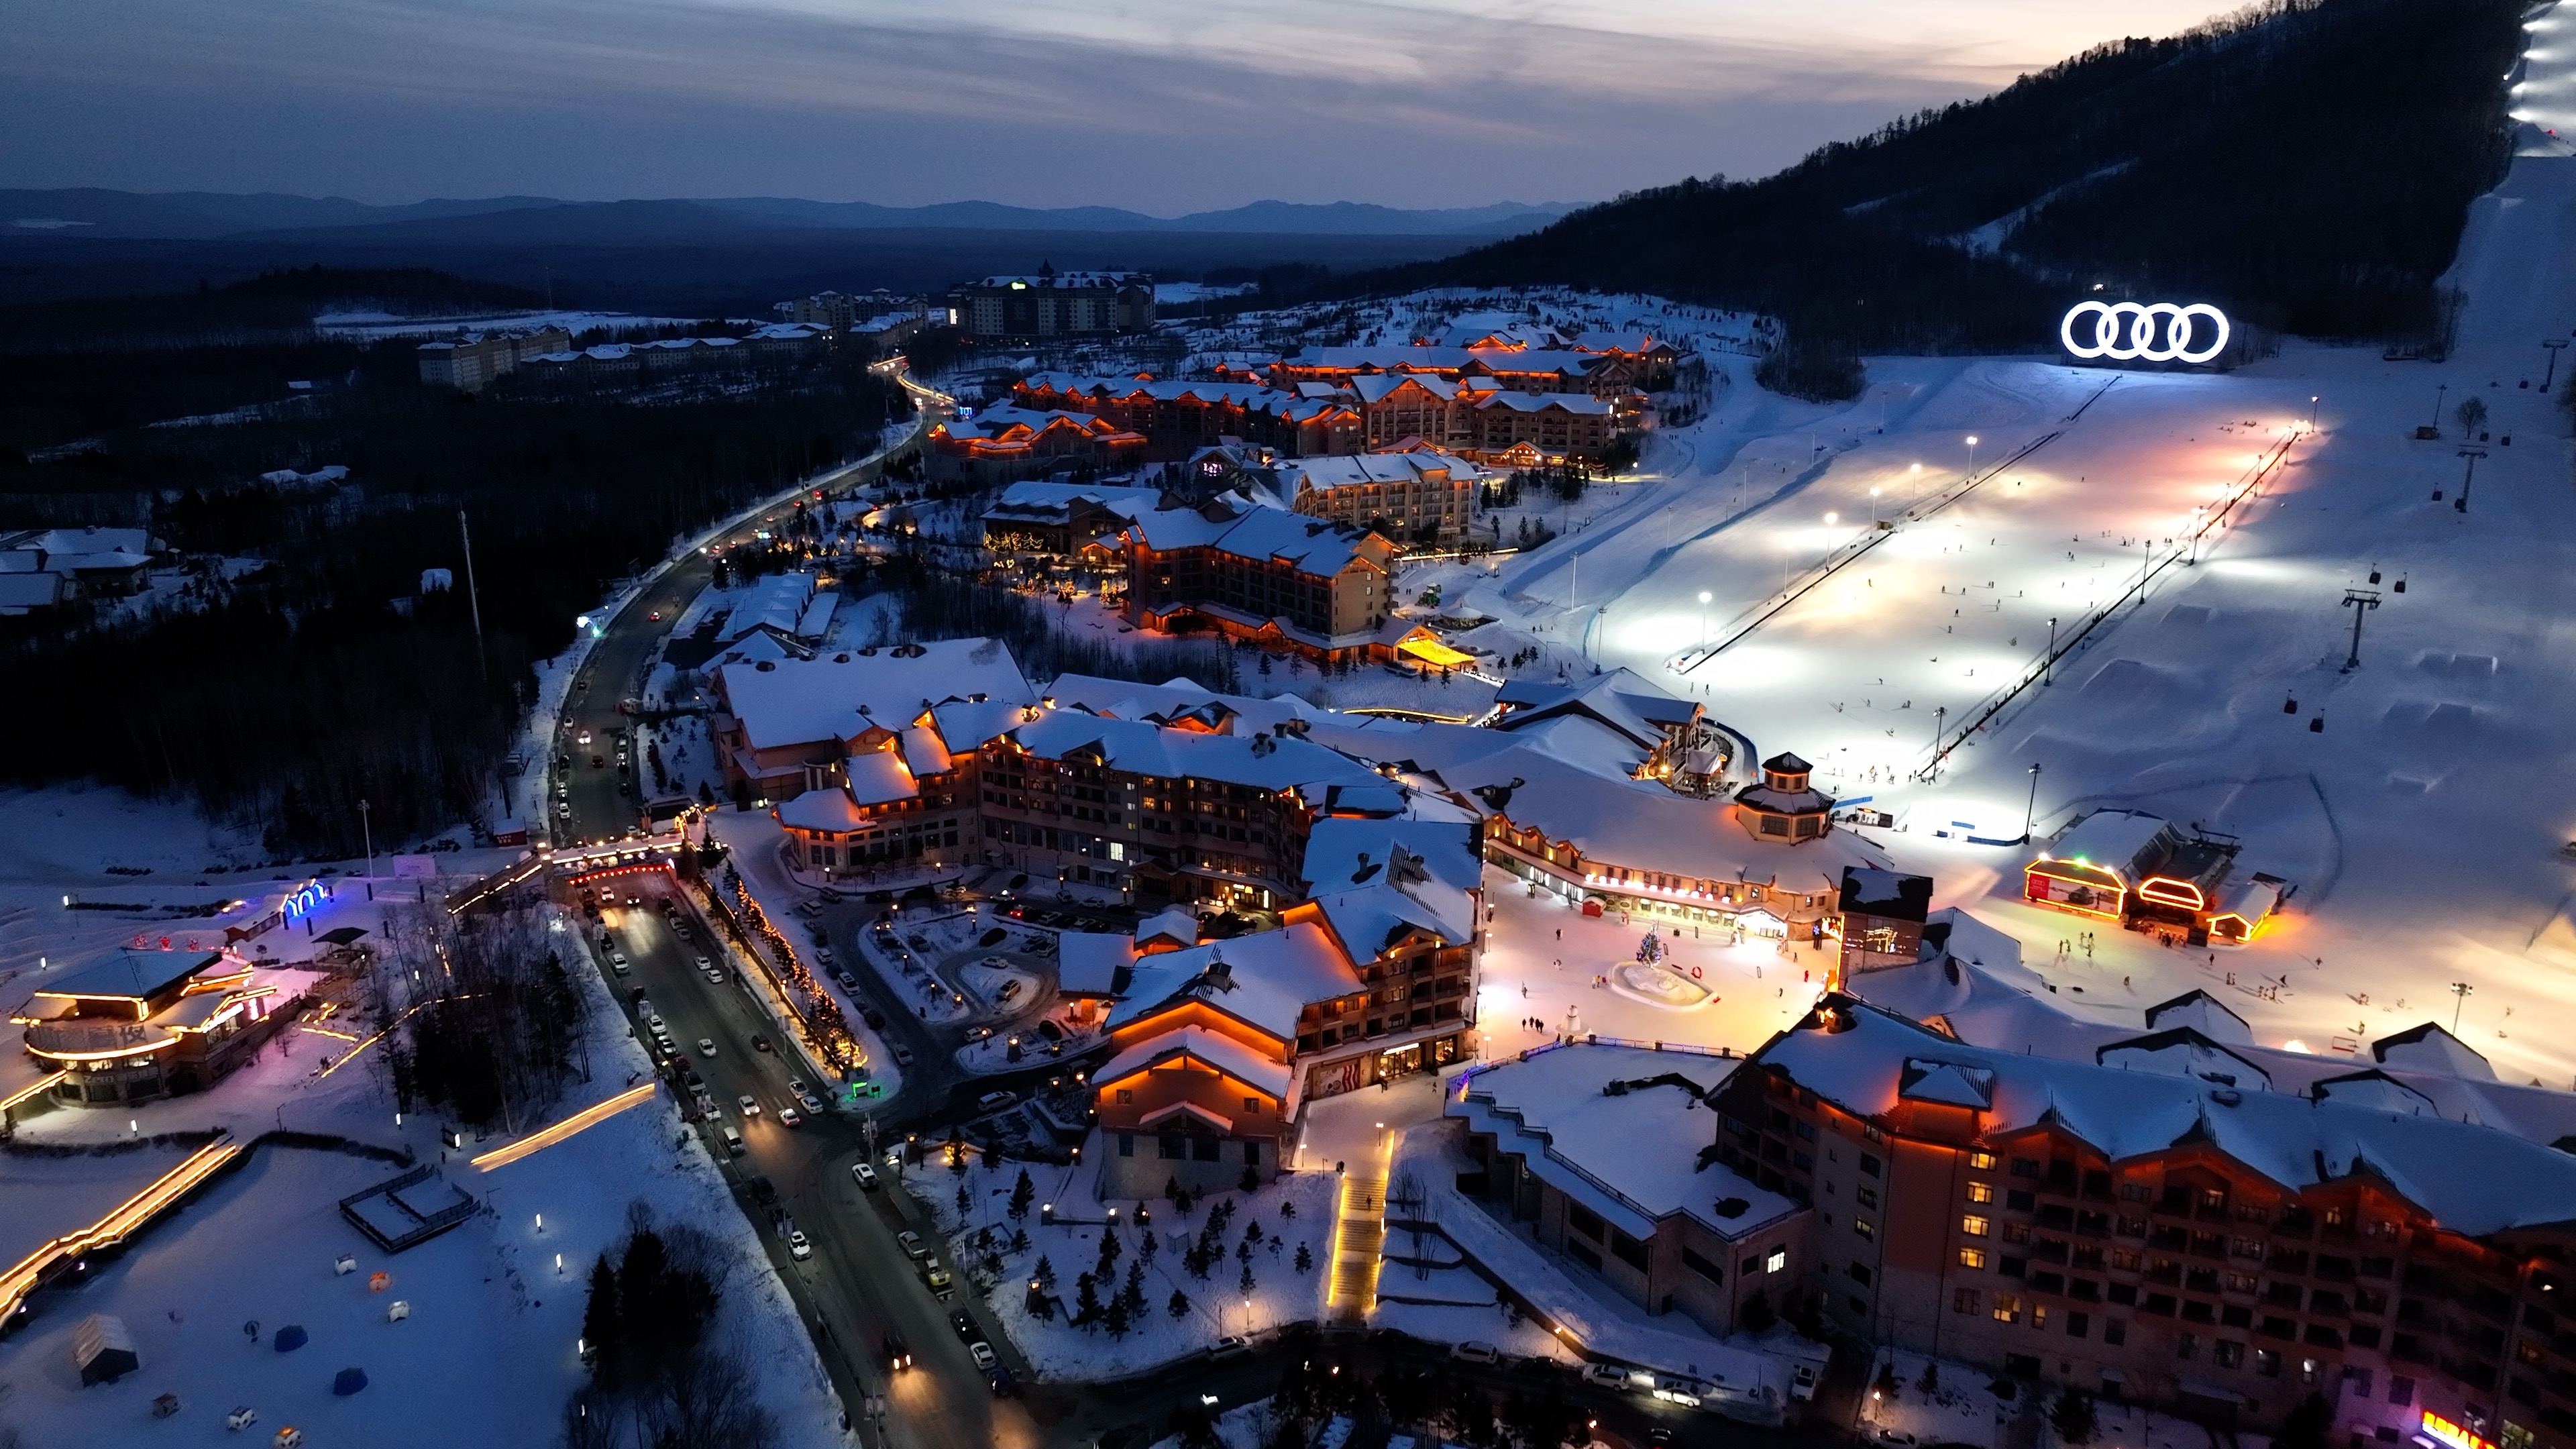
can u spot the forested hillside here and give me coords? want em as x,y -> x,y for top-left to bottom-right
0,271 -> 900,857
1362,0 -> 2522,389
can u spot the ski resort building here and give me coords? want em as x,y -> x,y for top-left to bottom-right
951,270 -> 1155,342
923,407 -> 1149,485
1113,499 -> 1399,660
13,946 -> 292,1105
1717,991 -> 2576,1446
2023,810 -> 2283,945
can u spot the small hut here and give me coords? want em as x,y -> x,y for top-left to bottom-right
73,1314 -> 140,1385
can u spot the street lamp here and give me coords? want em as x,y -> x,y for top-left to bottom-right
2451,981 -> 2473,1032
1697,591 -> 1712,651
2023,763 -> 2043,845
1870,486 -> 1882,527
1965,435 -> 1980,477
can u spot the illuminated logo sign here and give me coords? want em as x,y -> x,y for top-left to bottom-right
2059,301 -> 2231,365
282,880 -> 329,920
2422,1413 -> 2496,1449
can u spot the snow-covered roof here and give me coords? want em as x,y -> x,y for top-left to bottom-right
1006,710 -> 1384,798
1278,450 -> 1491,492
1448,1042 -> 1793,1242
775,788 -> 867,833
2045,810 -> 2174,877
1106,923 -> 1360,1042
1057,932 -> 1139,997
34,947 -> 229,1003
1098,1025 -> 1291,1099
717,639 -> 1034,753
1492,669 -> 1699,761
1476,390 -> 1613,415
841,749 -> 919,806
1758,998 -> 2576,1238
723,572 -> 817,644
1037,673 -> 1323,735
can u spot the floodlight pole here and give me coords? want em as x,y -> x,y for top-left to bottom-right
2044,616 -> 2057,686
2542,340 -> 2568,393
2023,763 -> 2043,845
460,508 -> 489,685
2339,589 -> 2381,672
2451,981 -> 2473,1033
2428,385 -> 2447,433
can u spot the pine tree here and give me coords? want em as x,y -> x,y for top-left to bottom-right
1104,1288 -> 1133,1338
2051,1389 -> 2098,1447
1096,1222 -> 1123,1280
1122,1260 -> 1148,1320
1295,1242 -> 1313,1274
1239,1258 -> 1256,1295
1010,1227 -> 1030,1254
581,1254 -> 623,1390
1169,1288 -> 1192,1319
1918,1360 -> 1940,1395
1009,1168 -> 1034,1220
1034,1254 -> 1057,1289
956,1181 -> 973,1220
1075,1271 -> 1103,1327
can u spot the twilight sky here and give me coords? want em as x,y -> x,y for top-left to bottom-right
3,0 -> 2245,213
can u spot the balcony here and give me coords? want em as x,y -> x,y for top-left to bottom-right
23,1019 -> 170,1061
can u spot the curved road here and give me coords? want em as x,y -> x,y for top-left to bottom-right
543,367 -> 1819,1449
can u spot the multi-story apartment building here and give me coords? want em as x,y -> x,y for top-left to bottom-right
1713,995 -> 2576,1446
1469,391 -> 1617,467
951,269 -> 1155,342
415,325 -> 572,390
1014,374 -> 1362,460
1117,500 -> 1397,659
924,407 -> 1150,485
1279,450 -> 1488,542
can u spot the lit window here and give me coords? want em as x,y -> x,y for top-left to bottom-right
1766,1248 -> 1787,1274
1992,1294 -> 2021,1324
1967,1182 -> 1995,1205
1960,1248 -> 1988,1270
1855,1219 -> 1875,1240
1969,1150 -> 1999,1171
1963,1215 -> 1992,1238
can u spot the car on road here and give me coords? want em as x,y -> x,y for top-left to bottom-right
968,1340 -> 996,1372
892,1044 -> 914,1067
788,1230 -> 812,1261
696,1038 -> 717,1057
897,1231 -> 927,1260
1580,1364 -> 1629,1389
736,1093 -> 759,1117
859,1006 -> 888,1029
851,1162 -> 880,1190
1451,1341 -> 1501,1366
1208,1336 -> 1251,1360
833,970 -> 857,989
693,954 -> 711,970
975,1090 -> 1017,1114
922,1258 -> 953,1295
776,1105 -> 802,1128
608,951 -> 627,969
987,1364 -> 1016,1398
592,755 -> 606,768
883,1332 -> 912,1371
788,1080 -> 822,1112
555,802 -> 571,818
751,1034 -> 771,1053
949,1309 -> 979,1342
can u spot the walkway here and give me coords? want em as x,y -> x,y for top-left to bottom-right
1328,1152 -> 1388,1321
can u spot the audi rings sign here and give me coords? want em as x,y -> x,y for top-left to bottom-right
2059,301 -> 2231,366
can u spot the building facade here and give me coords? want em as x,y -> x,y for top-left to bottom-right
416,326 -> 574,390
953,270 -> 1155,342
1118,501 -> 1397,659
1279,450 -> 1487,542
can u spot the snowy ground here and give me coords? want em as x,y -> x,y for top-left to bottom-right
1857,1348 -> 2237,1449
0,907 -> 846,1449
910,1135 -> 1340,1378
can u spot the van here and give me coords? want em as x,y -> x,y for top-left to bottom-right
720,1126 -> 746,1157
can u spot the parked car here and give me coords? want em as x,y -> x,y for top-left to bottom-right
976,1090 -> 1017,1114
967,1340 -> 996,1371
859,1006 -> 888,1029
949,1309 -> 979,1342
1207,1336 -> 1251,1360
719,1126 -> 745,1156
851,1162 -> 879,1191
897,1231 -> 927,1260
987,1364 -> 1016,1398
834,971 -> 859,989
788,1230 -> 812,1261
1451,1342 -> 1501,1366
1791,1363 -> 1820,1401
646,1014 -> 667,1033
922,1258 -> 953,1296
751,1033 -> 772,1053
1580,1364 -> 1629,1390
891,1045 -> 914,1067
694,955 -> 711,971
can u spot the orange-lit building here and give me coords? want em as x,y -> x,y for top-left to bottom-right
2025,810 -> 2280,946
924,407 -> 1148,486
1719,995 -> 2576,1446
1115,500 -> 1398,661
13,946 -> 286,1105
1013,373 -> 1361,460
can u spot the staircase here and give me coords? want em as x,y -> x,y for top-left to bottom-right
1328,1164 -> 1389,1321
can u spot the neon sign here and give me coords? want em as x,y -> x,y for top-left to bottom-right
2060,301 -> 2230,365
281,881 -> 329,920
2422,1413 -> 2496,1449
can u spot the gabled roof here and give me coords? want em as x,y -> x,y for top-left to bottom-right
718,639 -> 1034,753
1097,1025 -> 1292,1099
841,749 -> 919,806
1106,923 -> 1360,1041
1057,932 -> 1139,997
35,947 -> 228,1003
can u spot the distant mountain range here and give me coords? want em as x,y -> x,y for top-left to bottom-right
1,189 -> 1582,244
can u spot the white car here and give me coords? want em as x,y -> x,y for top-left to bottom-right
851,1162 -> 879,1190
1580,1364 -> 1629,1390
1450,1341 -> 1501,1366
788,1230 -> 812,1261
694,955 -> 711,970
897,1230 -> 926,1260
1207,1336 -> 1251,1360
608,951 -> 627,968
737,1094 -> 759,1117
969,1341 -> 997,1372
646,1014 -> 666,1033
776,1105 -> 803,1128
696,1038 -> 717,1057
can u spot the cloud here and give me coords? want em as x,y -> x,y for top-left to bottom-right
0,0 -> 2247,208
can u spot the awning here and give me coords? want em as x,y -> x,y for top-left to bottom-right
319,927 -> 368,945
1393,626 -> 1476,671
